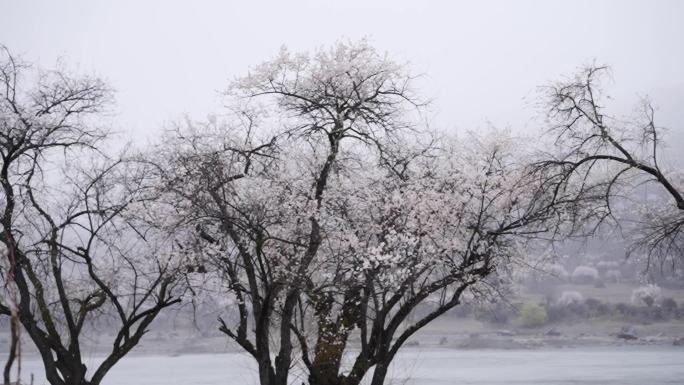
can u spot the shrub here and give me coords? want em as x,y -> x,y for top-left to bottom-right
572,266 -> 599,284
546,303 -> 586,322
475,302 -> 515,324
615,302 -> 633,316
661,297 -> 678,313
519,303 -> 548,328
584,298 -> 609,317
596,260 -> 619,274
605,269 -> 622,283
556,291 -> 584,306
606,270 -> 622,283
631,284 -> 662,307
545,264 -> 569,281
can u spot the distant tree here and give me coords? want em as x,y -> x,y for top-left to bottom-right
631,284 -> 662,307
571,266 -> 599,284
556,290 -> 584,306
0,47 -> 185,385
605,269 -> 622,283
537,66 -> 684,269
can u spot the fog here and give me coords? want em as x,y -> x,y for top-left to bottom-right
2,2 -> 684,385
3,1 -> 684,152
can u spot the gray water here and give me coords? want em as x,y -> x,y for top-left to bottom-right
7,347 -> 684,385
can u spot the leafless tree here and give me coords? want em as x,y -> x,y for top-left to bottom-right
536,65 -> 684,269
0,47 -> 184,385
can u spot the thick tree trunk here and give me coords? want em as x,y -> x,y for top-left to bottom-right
369,362 -> 389,385
54,359 -> 89,385
308,324 -> 347,385
257,357 -> 276,385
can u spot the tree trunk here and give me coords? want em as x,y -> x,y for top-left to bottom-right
308,326 -> 347,385
257,357 -> 276,385
3,316 -> 19,385
369,362 -> 389,385
55,360 -> 89,385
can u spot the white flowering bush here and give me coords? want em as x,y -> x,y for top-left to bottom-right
631,284 -> 662,307
571,265 -> 599,284
556,291 -> 584,306
545,263 -> 570,281
596,260 -> 619,274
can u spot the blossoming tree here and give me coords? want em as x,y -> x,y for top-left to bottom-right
154,41 -> 598,385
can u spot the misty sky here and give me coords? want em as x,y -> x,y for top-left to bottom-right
2,0 -> 683,159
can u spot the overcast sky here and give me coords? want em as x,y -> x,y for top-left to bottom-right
2,0 -> 683,156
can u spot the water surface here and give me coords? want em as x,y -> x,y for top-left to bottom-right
8,347 -> 684,385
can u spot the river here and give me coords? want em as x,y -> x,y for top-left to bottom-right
5,346 -> 684,385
